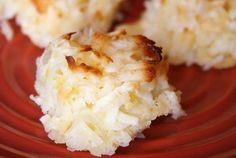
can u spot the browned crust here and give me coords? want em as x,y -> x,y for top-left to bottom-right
110,29 -> 127,40
155,56 -> 169,76
144,66 -> 157,82
79,44 -> 113,62
65,56 -> 102,76
160,0 -> 167,5
62,32 -> 75,40
79,63 -> 102,76
79,45 -> 92,51
144,58 -> 169,82
32,0 -> 52,13
133,35 -> 162,64
95,11 -> 104,20
133,35 -> 155,45
66,32 -> 163,82
65,56 -> 77,69
132,35 -> 163,82
93,50 -> 113,62
116,29 -> 127,36
93,32 -> 106,40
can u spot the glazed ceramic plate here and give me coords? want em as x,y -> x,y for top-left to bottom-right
1,1 -> 236,157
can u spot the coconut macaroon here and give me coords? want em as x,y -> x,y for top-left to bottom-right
119,0 -> 236,70
0,0 -> 122,47
31,29 -> 184,156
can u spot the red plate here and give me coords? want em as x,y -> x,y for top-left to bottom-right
1,1 -> 236,157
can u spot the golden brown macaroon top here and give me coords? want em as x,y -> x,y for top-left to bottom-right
64,30 -> 163,82
32,0 -> 53,13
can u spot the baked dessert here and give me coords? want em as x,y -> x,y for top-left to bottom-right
119,0 -> 236,69
31,29 -> 184,156
0,0 -> 122,47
